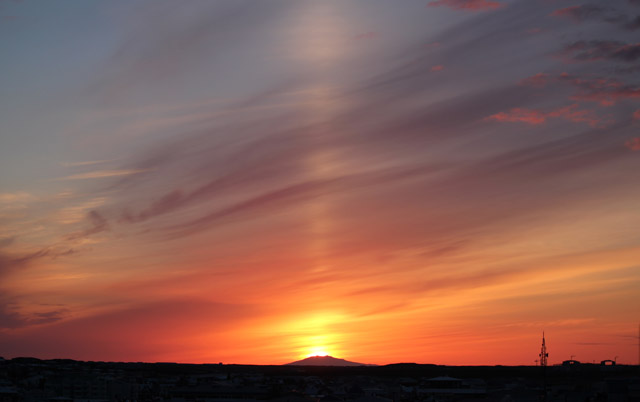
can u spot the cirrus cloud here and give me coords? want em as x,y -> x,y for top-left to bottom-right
561,40 -> 640,62
55,169 -> 151,181
521,72 -> 640,106
625,138 -> 640,150
427,0 -> 503,11
486,104 -> 608,127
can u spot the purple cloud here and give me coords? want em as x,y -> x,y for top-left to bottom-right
562,40 -> 640,62
428,0 -> 504,11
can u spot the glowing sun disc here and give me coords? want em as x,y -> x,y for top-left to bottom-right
305,347 -> 330,358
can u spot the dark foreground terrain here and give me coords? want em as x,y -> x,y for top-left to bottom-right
0,357 -> 638,402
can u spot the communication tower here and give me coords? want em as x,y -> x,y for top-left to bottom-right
539,332 -> 548,367
539,332 -> 548,402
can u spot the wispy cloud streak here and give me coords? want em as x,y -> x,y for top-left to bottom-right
56,169 -> 151,181
428,0 -> 504,11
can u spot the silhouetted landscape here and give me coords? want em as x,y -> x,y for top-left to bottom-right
286,356 -> 367,367
1,355 -> 638,401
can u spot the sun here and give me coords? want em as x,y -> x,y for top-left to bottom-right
290,314 -> 344,359
305,346 -> 330,358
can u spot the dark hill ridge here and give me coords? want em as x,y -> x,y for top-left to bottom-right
285,355 -> 366,366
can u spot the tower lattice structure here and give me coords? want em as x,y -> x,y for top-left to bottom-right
539,332 -> 548,367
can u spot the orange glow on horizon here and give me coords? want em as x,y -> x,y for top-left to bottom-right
304,346 -> 331,358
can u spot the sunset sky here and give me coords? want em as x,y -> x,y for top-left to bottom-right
1,0 -> 639,366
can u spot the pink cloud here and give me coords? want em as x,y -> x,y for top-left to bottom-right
551,6 -> 581,18
625,138 -> 640,151
547,104 -> 605,127
570,90 -> 640,106
563,75 -> 640,106
486,108 -> 547,125
520,73 -> 550,88
521,72 -> 640,106
634,109 -> 640,120
549,5 -> 607,22
427,0 -> 503,11
550,5 -> 635,30
486,104 -> 607,127
431,65 -> 444,72
561,40 -> 640,63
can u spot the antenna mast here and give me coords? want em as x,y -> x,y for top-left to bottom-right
539,331 -> 548,367
539,332 -> 548,402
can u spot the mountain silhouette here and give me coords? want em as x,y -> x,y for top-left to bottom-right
285,355 -> 366,366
